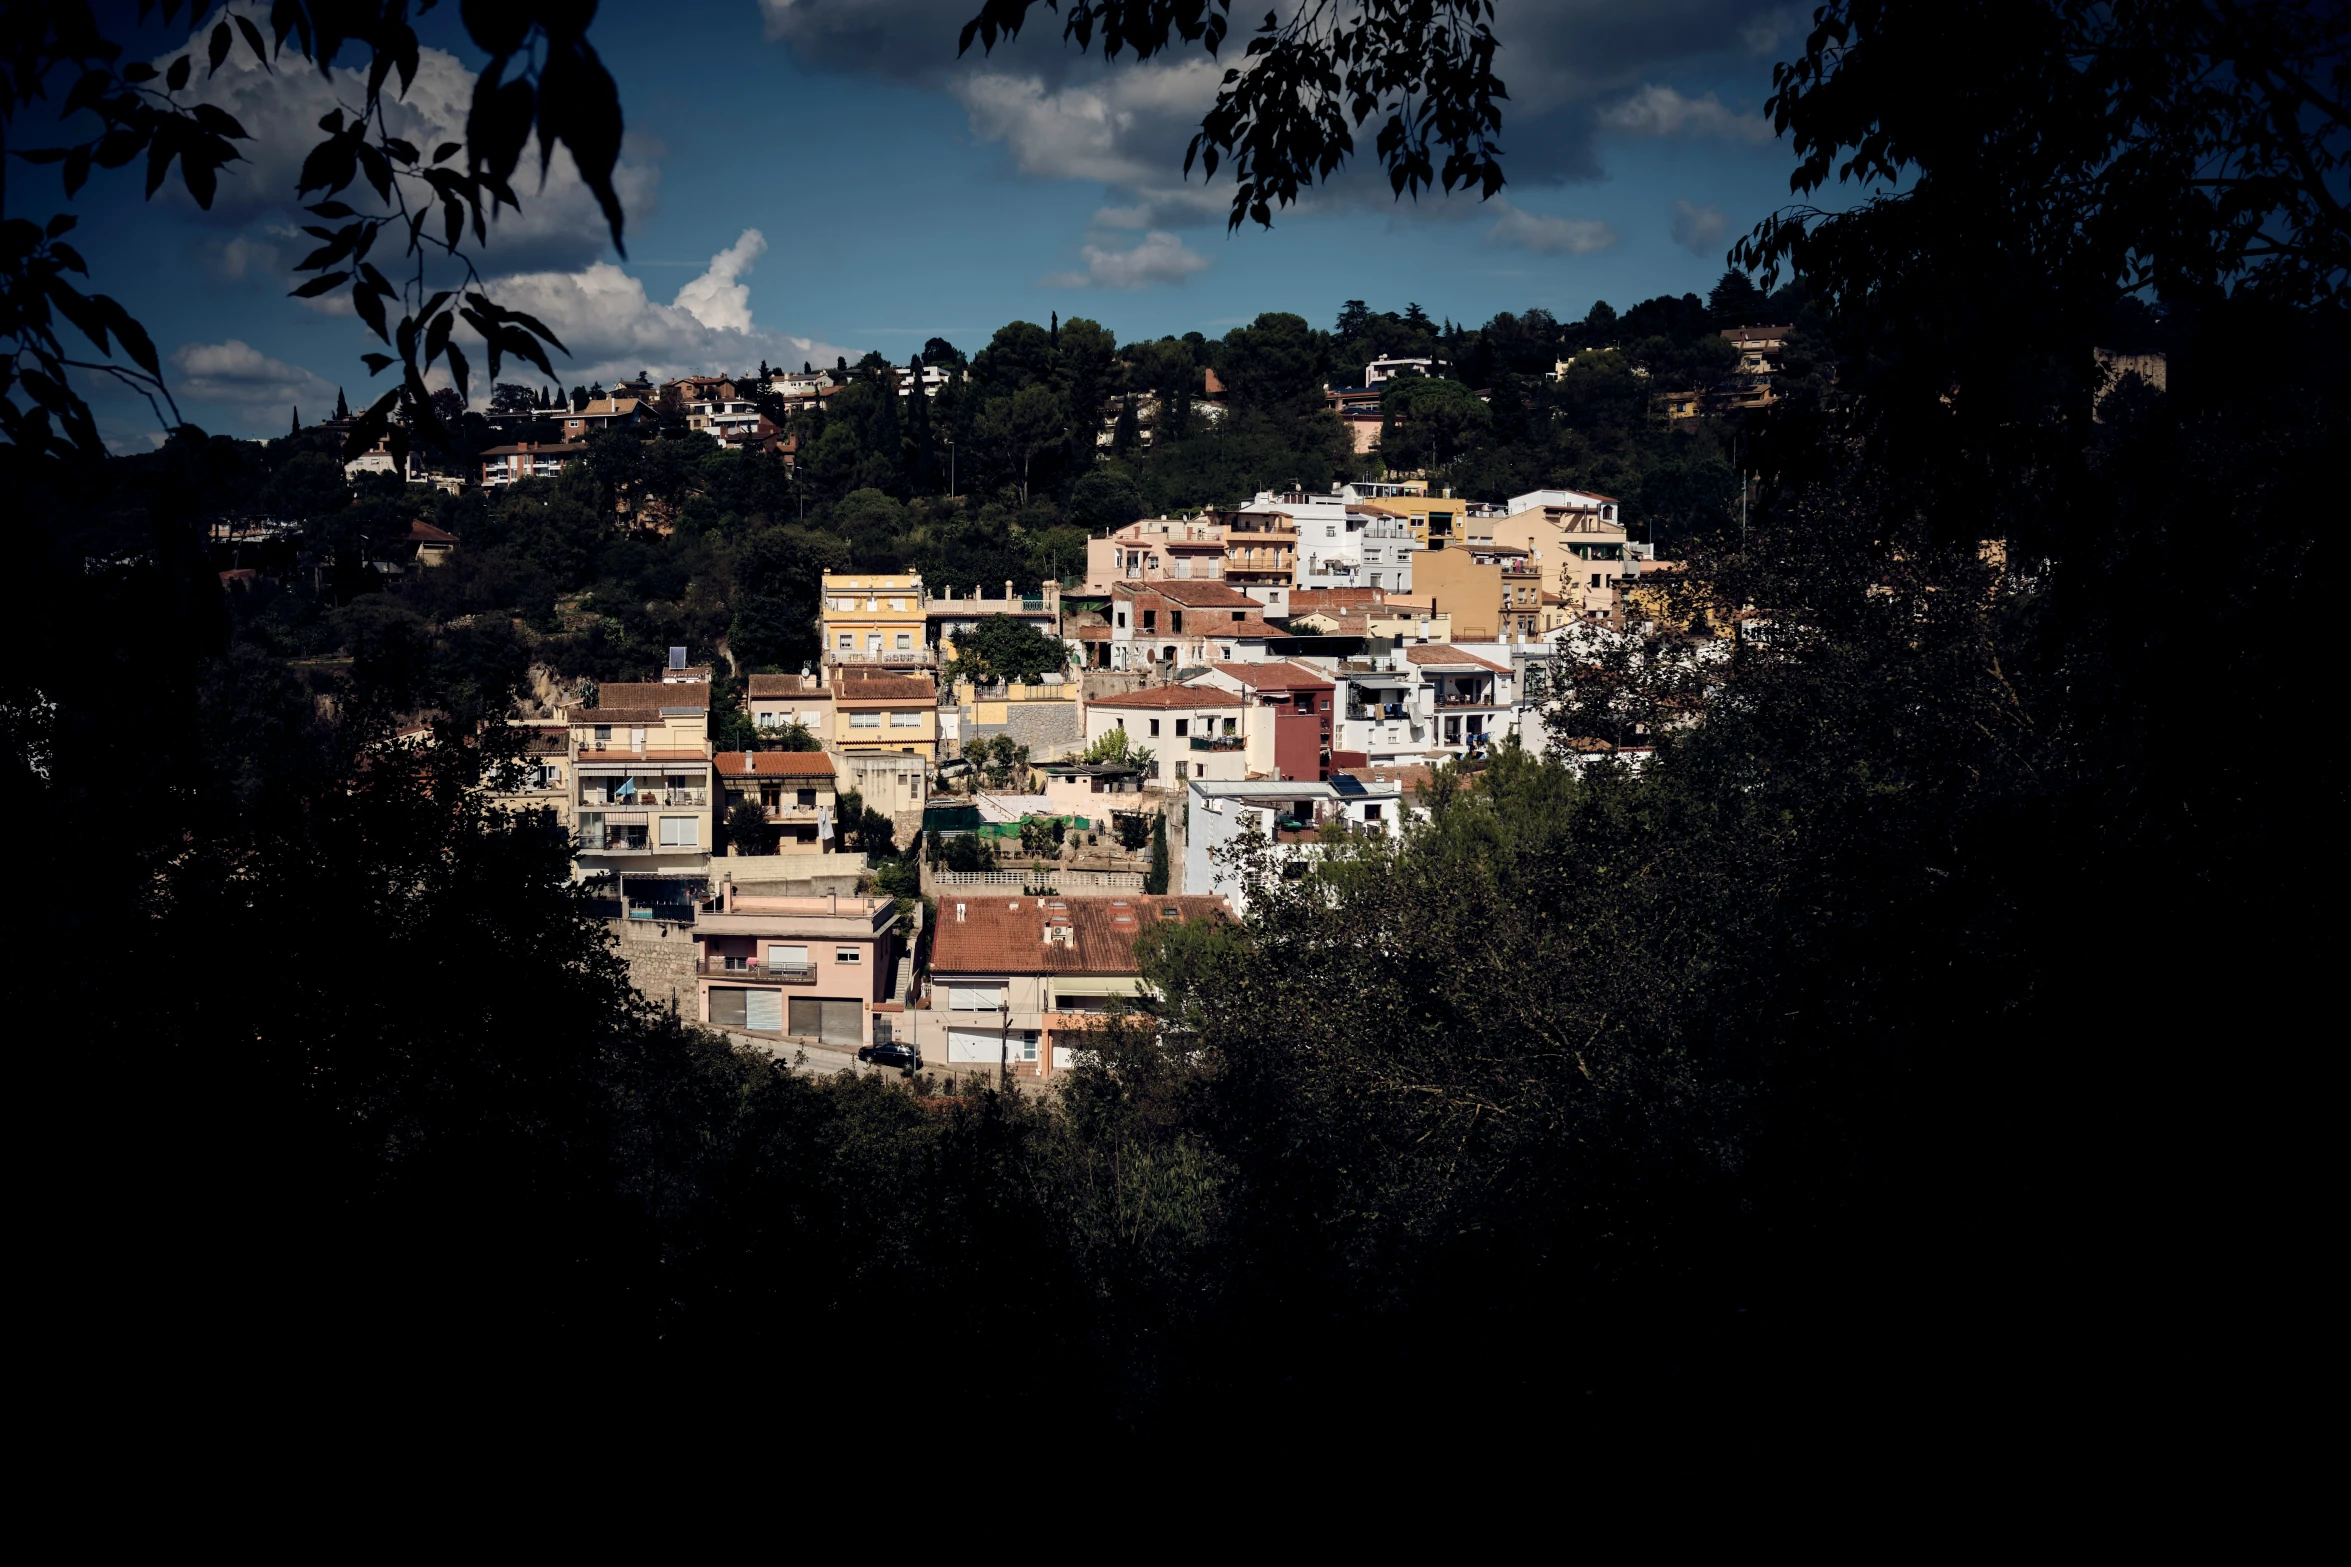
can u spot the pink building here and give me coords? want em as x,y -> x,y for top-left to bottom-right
695,890 -> 903,1049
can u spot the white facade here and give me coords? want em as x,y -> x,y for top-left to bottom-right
1296,504 -> 1417,593
1184,779 -> 1405,914
1504,488 -> 1622,528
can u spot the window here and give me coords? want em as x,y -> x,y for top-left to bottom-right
837,633 -> 854,651
1141,609 -> 1156,631
593,724 -> 611,746
1174,760 -> 1188,780
629,727 -> 646,751
1174,719 -> 1189,737
895,633 -> 912,651
658,816 -> 699,847
890,598 -> 905,611
1116,610 -> 1127,629
767,943 -> 808,969
1325,525 -> 1336,538
1171,611 -> 1184,634
1363,803 -> 1384,821
796,788 -> 818,808
1149,719 -> 1161,737
850,711 -> 882,728
889,711 -> 922,728
835,947 -> 861,964
1223,717 -> 1237,735
1591,573 -> 1602,588
948,984 -> 1004,1011
755,711 -> 781,728
866,633 -> 883,652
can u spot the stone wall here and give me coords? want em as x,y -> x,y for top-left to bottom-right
608,915 -> 698,1017
960,698 -> 1084,758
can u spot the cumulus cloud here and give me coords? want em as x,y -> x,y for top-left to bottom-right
1597,83 -> 1772,142
1671,199 -> 1731,256
166,8 -> 655,272
1485,200 -> 1618,256
482,231 -> 856,384
171,339 -> 337,408
1043,231 -> 1213,290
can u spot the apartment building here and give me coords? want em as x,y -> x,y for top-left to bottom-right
484,721 -> 572,836
918,894 -> 1233,1077
569,680 -> 714,876
1185,661 -> 1334,782
1330,643 -> 1516,765
479,441 -> 586,487
833,671 -> 939,760
821,572 -> 930,667
927,579 -> 1063,663
1489,489 -> 1633,623
1084,685 -> 1249,787
1293,497 -> 1418,593
695,889 -> 902,1050
1086,517 -> 1228,591
560,396 -> 643,441
1220,489 -> 1308,613
686,395 -> 772,447
745,672 -> 831,735
1416,541 -> 1537,641
714,750 -> 840,853
1108,580 -> 1273,671
1356,493 -> 1490,553
1183,778 -> 1407,913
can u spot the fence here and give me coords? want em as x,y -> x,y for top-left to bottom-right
934,868 -> 1145,892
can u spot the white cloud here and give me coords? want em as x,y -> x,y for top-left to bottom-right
1043,231 -> 1213,290
1671,199 -> 1731,256
482,231 -> 856,385
171,339 -> 337,409
168,7 -> 656,272
1597,83 -> 1772,142
1485,200 -> 1618,256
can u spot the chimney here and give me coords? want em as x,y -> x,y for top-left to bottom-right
1005,579 -> 1015,604
828,891 -> 839,915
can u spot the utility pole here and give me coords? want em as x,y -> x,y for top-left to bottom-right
946,436 -> 956,499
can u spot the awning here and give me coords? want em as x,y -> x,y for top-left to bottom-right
1045,976 -> 1145,996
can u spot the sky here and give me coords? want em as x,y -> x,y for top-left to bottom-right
51,1 -> 1813,446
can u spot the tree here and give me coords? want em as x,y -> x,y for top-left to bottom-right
1143,810 -> 1169,894
1708,270 -> 1767,326
1219,312 -> 1325,413
726,799 -> 772,855
975,384 -> 1065,504
1082,727 -> 1154,772
1379,374 -> 1490,469
952,614 -> 1068,685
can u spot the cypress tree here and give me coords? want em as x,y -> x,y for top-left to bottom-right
1145,811 -> 1169,895
906,354 -> 935,491
289,406 -> 300,436
334,386 -> 349,420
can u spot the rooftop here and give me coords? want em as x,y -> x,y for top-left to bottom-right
1115,580 -> 1262,609
747,673 -> 825,698
835,673 -> 937,702
1085,686 -> 1247,710
1207,660 -> 1333,690
930,894 -> 1232,976
1404,644 -> 1510,673
588,681 -> 712,712
714,751 -> 840,777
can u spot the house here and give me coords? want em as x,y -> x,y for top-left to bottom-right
695,889 -> 903,1050
1037,761 -> 1149,822
1365,357 -> 1442,385
1184,661 -> 1335,782
1108,579 -> 1269,672
746,672 -> 831,736
485,722 -> 573,838
1415,541 -> 1538,642
566,680 -> 714,877
916,894 -> 1233,1077
560,396 -> 644,441
1355,492 -> 1491,553
1086,516 -> 1227,593
1719,326 -> 1791,408
479,441 -> 587,487
1294,497 -> 1417,593
1183,778 -> 1407,913
821,571 -> 930,667
1219,490 -> 1308,612
685,395 -> 773,447
833,670 -> 939,761
715,750 -> 840,853
1083,685 -> 1249,787
404,519 -> 457,568
1330,643 -> 1516,765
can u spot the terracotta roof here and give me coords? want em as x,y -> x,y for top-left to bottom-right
1208,661 -> 1333,690
1073,623 -> 1114,641
835,673 -> 936,702
1115,580 -> 1261,608
1404,644 -> 1509,673
1219,617 -> 1293,639
1085,686 -> 1246,710
715,751 -> 839,777
589,681 -> 711,711
405,519 -> 458,543
747,673 -> 825,698
930,894 -> 1233,976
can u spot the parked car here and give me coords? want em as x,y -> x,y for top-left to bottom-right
858,1039 -> 922,1071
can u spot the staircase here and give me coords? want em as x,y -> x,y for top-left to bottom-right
893,954 -> 913,1004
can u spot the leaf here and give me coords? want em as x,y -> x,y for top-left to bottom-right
50,241 -> 87,273
306,201 -> 357,219
97,298 -> 162,378
189,103 -> 248,139
45,214 -> 77,238
354,142 -> 393,203
362,353 -> 396,374
167,55 -> 192,92
209,20 -> 232,75
120,63 -> 158,85
353,283 -> 389,341
425,310 -> 453,368
445,341 -> 471,403
384,137 -> 419,164
64,148 -> 91,197
432,141 -> 462,163
289,272 -> 350,298
233,13 -> 269,68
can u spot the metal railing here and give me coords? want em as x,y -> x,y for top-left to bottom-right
935,868 -> 1145,891
1189,735 -> 1245,751
699,957 -> 816,983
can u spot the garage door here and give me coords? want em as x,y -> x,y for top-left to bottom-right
789,997 -> 865,1047
948,1027 -> 1040,1064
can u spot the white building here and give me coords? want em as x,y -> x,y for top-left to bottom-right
1295,498 -> 1418,593
1328,643 -> 1518,766
1184,777 -> 1407,914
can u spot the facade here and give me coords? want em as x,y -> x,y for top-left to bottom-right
1186,661 -> 1335,782
1183,778 -> 1407,914
1108,580 -> 1268,672
1084,686 -> 1250,787
1038,762 -> 1148,821
821,572 -> 930,668
1086,516 -> 1228,592
1220,490 -> 1307,612
917,894 -> 1233,1077
560,396 -> 643,441
479,441 -> 587,487
1416,542 -> 1539,642
1357,494 -> 1490,553
569,680 -> 714,879
927,580 -> 1064,663
832,671 -> 939,760
714,750 -> 840,853
1329,643 -> 1516,765
695,890 -> 901,1050
1489,491 -> 1632,623
1295,501 -> 1416,593
745,672 -> 831,735
484,722 -> 573,838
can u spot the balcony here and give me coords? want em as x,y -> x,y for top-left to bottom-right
1435,692 -> 1497,707
699,957 -> 817,985
1188,735 -> 1245,752
582,788 -> 708,808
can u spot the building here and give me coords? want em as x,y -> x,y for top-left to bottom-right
1184,661 -> 1335,782
714,750 -> 840,853
1086,516 -> 1228,592
484,722 -> 573,839
1107,579 -> 1272,672
1489,490 -> 1633,624
1183,778 -> 1407,913
1355,492 -> 1491,553
821,572 -> 930,668
745,672 -> 831,735
1329,643 -> 1516,765
1295,499 -> 1416,593
1415,541 -> 1539,642
917,894 -> 1233,1077
685,394 -> 774,447
832,670 -> 939,761
1037,761 -> 1149,821
695,889 -> 903,1050
479,441 -> 587,487
1219,490 -> 1306,612
1364,357 -> 1442,385
568,679 -> 714,879
927,580 -> 1064,664
1083,685 -> 1250,787
561,395 -> 644,441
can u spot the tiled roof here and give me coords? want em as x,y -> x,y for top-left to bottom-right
1208,661 -> 1333,690
930,894 -> 1233,976
747,673 -> 824,698
590,681 -> 711,711
480,442 -> 587,457
835,673 -> 936,702
406,520 -> 458,543
1404,644 -> 1510,673
714,750 -> 839,777
1085,685 -> 1246,710
1115,580 -> 1261,608
1219,617 -> 1293,639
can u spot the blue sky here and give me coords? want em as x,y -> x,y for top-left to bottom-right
52,1 -> 1809,444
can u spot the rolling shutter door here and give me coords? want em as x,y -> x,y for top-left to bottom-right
788,997 -> 822,1038
820,999 -> 862,1046
745,990 -> 783,1032
710,988 -> 747,1028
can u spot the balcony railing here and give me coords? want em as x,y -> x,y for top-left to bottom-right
699,957 -> 817,984
581,788 -> 708,808
1189,735 -> 1245,751
1435,692 -> 1497,707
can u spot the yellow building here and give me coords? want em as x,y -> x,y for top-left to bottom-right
1488,494 -> 1631,620
821,572 -> 929,669
1415,544 -> 1538,642
832,670 -> 940,761
1357,493 -> 1483,551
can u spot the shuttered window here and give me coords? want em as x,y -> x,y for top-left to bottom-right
948,985 -> 1004,1011
658,816 -> 698,846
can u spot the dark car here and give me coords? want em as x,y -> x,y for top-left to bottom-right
858,1039 -> 922,1071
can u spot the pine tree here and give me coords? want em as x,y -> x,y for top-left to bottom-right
1145,811 -> 1169,895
